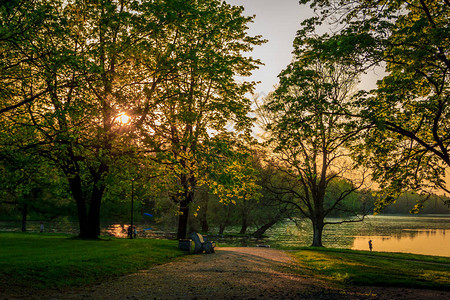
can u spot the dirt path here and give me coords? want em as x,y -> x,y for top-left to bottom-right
6,247 -> 449,299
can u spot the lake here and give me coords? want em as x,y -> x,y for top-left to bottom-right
263,214 -> 450,257
1,214 -> 449,257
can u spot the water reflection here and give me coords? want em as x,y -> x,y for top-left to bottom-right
1,215 -> 449,257
106,224 -> 127,238
352,229 -> 449,257
261,215 -> 450,257
104,224 -> 176,239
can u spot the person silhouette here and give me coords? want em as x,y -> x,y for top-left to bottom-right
368,239 -> 373,251
127,225 -> 132,239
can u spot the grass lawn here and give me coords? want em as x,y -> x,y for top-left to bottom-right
291,247 -> 450,290
0,232 -> 185,289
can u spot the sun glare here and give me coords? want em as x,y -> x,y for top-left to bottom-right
118,113 -> 131,124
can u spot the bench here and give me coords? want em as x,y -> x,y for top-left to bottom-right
189,232 -> 215,254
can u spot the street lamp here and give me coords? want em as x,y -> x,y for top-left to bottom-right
130,178 -> 135,239
115,112 -> 135,239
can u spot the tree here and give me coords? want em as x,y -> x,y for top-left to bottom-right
0,0 -> 53,114
300,0 -> 450,210
261,37 -> 369,246
0,0 -> 178,238
1,0 -> 263,239
0,142 -> 72,230
135,0 -> 265,239
250,154 -> 293,239
208,139 -> 262,235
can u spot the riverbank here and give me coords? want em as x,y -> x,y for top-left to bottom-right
2,215 -> 449,257
1,233 -> 449,299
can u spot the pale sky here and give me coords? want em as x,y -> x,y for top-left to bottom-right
226,0 -> 385,95
226,0 -> 314,95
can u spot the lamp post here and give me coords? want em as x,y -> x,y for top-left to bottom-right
116,112 -> 135,239
130,178 -> 134,239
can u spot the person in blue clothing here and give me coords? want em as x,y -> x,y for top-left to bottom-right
368,239 -> 373,251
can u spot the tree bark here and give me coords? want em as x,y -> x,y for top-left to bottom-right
87,179 -> 106,238
311,219 -> 324,247
239,202 -> 249,234
177,203 -> 190,240
176,172 -> 196,239
252,207 -> 287,238
68,174 -> 90,238
239,217 -> 248,234
252,219 -> 278,238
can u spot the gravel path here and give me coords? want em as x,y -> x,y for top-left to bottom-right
5,247 -> 449,299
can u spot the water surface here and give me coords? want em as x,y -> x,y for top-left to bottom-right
1,214 -> 449,257
352,229 -> 448,257
264,214 -> 450,257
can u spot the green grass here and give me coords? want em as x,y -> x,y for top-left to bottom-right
2,232 -> 449,292
0,232 -> 185,289
291,247 -> 450,290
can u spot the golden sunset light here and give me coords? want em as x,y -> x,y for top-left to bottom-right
0,0 -> 448,298
118,113 -> 131,125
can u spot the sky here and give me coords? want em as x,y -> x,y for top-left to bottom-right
223,1 -> 450,192
226,0 -> 314,96
225,0 -> 386,96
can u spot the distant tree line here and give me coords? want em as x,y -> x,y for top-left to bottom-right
379,193 -> 449,215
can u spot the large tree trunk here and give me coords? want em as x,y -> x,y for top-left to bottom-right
177,200 -> 190,240
311,219 -> 324,247
87,179 -> 106,238
68,175 -> 90,238
252,207 -> 287,238
239,200 -> 249,234
177,172 -> 196,239
68,173 -> 104,239
218,223 -> 226,235
252,219 -> 278,238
